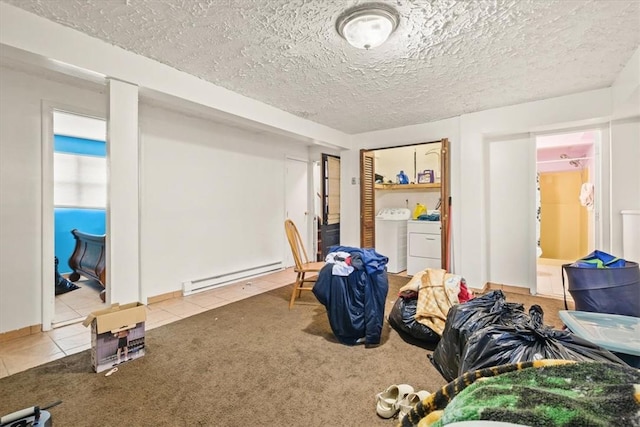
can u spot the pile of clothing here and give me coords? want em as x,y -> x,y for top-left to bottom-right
313,246 -> 389,347
388,269 -> 471,343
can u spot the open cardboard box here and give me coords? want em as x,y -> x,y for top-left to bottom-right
83,302 -> 146,373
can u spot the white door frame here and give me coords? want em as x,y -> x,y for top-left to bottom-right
533,125 -> 607,250
531,125 -> 608,297
41,101 -> 106,331
284,156 -> 310,267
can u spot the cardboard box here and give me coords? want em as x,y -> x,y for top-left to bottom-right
83,302 -> 146,373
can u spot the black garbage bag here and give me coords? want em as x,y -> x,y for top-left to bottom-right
388,292 -> 440,343
429,290 -> 531,381
460,314 -> 626,374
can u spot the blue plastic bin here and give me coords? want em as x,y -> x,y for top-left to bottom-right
562,260 -> 640,318
559,310 -> 640,368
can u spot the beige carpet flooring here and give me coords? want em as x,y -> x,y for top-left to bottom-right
0,275 -> 570,426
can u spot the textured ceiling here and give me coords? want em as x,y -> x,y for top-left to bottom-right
3,0 -> 639,134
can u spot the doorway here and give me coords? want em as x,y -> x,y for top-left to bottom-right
284,157 -> 310,267
318,154 -> 341,260
50,110 -> 107,327
359,138 -> 450,272
535,130 -> 599,298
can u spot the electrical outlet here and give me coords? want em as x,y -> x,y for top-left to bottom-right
351,177 -> 357,185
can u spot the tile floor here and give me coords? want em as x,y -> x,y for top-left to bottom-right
0,268 -> 298,379
536,258 -> 573,301
54,279 -> 106,325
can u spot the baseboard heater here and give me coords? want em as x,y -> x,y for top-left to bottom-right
182,261 -> 283,296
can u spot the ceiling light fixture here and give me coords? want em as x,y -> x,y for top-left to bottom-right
336,3 -> 399,50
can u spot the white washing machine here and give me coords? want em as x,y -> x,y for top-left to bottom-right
375,208 -> 411,273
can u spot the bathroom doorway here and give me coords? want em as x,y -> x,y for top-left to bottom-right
535,129 -> 599,298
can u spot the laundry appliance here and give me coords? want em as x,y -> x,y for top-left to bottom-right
375,208 -> 411,273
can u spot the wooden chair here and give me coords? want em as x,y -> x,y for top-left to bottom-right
284,219 -> 325,309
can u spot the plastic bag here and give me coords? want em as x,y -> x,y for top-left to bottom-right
460,320 -> 626,374
388,292 -> 440,343
429,290 -> 531,381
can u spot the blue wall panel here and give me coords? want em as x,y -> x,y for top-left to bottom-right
55,209 -> 106,274
54,134 -> 106,156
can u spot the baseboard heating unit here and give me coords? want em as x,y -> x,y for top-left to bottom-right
182,261 -> 283,296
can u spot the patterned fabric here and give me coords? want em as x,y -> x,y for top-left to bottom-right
413,269 -> 461,335
399,360 -> 640,427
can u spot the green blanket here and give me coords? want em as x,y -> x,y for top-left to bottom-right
400,360 -> 640,427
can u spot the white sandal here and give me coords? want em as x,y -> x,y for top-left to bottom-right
398,390 -> 431,422
375,384 -> 414,418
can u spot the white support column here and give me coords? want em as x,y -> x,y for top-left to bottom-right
107,78 -> 140,304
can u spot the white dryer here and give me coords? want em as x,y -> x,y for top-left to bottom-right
375,208 -> 411,273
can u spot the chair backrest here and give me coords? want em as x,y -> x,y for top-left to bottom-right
284,219 -> 310,269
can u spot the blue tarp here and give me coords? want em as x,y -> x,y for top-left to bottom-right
573,250 -> 625,268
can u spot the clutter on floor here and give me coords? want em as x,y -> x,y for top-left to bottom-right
375,383 -> 431,422
388,269 -> 470,344
82,302 -> 146,373
312,245 -> 389,347
399,360 -> 640,427
383,254 -> 640,425
376,383 -> 414,419
429,289 -> 625,382
54,256 -> 79,295
1,400 -> 61,427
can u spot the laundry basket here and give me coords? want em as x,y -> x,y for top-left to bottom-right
562,259 -> 640,318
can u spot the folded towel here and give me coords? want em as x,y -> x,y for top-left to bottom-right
579,182 -> 594,211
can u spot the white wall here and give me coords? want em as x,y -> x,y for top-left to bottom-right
0,65 -> 106,333
487,135 -> 535,289
0,63 -> 313,334
107,79 -> 140,305
347,89 -> 619,290
375,191 -> 441,214
375,143 -> 442,184
374,143 -> 442,213
610,118 -> 640,257
53,111 -> 106,140
139,103 -> 309,298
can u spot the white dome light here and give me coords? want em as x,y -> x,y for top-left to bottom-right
336,4 -> 399,50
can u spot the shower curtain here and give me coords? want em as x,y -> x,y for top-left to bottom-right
536,172 -> 542,257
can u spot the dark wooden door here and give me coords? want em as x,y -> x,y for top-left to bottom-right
319,154 -> 340,259
360,150 -> 375,248
440,138 -> 450,270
